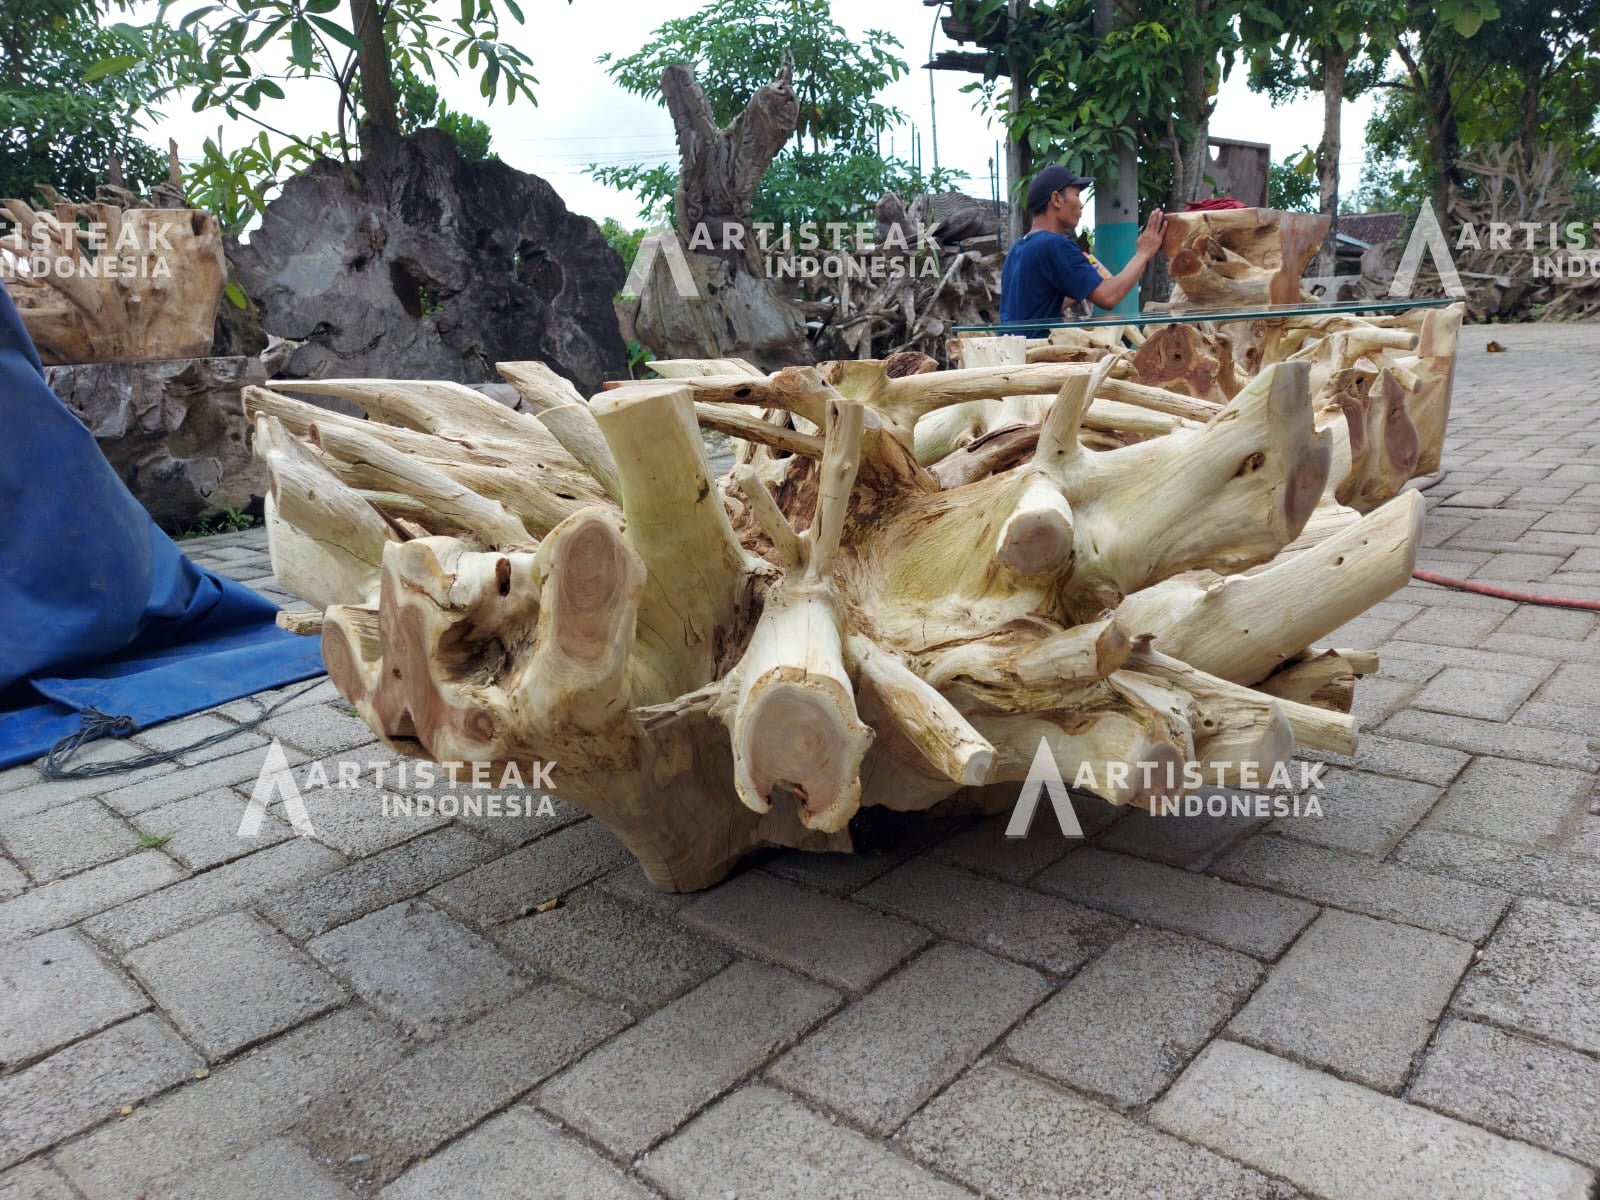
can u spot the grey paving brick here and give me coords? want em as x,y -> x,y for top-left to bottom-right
0,859 -> 22,900
291,783 -> 448,857
932,806 -> 1120,883
0,799 -> 140,882
213,677 -> 340,724
1151,1040 -> 1592,1200
96,743 -> 307,816
446,790 -> 586,847
1320,733 -> 1472,786
1396,606 -> 1508,647
127,911 -> 343,1060
1541,661 -> 1600,707
54,1010 -> 404,1200
1424,756 -> 1596,847
259,704 -> 380,757
78,837 -> 339,954
0,756 -> 181,820
1453,897 -> 1600,1054
645,1086 -> 975,1200
1484,629 -> 1600,665
496,887 -> 730,1010
428,818 -> 630,926
0,1015 -> 200,1170
303,983 -> 627,1189
0,930 -> 147,1069
1092,807 -> 1262,869
0,1162 -> 75,1200
538,960 -> 837,1157
1412,667 -> 1540,721
598,861 -> 699,914
857,858 -> 1127,974
1271,767 -> 1440,856
307,899 -> 530,1039
682,871 -> 928,991
130,786 -> 294,869
134,713 -> 270,766
1350,676 -> 1417,726
1228,910 -> 1471,1092
1411,1018 -> 1600,1167
900,1061 -> 1297,1200
258,826 -> 498,940
1007,928 -> 1261,1109
1378,640 -> 1555,679
1036,848 -> 1315,958
1472,552 -> 1567,582
0,851 -> 182,944
1379,708 -> 1596,771
1499,605 -> 1600,641
1394,829 -> 1600,908
1213,835 -> 1508,941
1512,697 -> 1600,736
154,1138 -> 356,1200
381,1107 -> 652,1200
770,942 -> 1046,1133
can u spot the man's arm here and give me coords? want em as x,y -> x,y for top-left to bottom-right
1087,208 -> 1167,310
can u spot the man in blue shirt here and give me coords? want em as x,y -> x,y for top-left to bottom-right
999,165 -> 1168,330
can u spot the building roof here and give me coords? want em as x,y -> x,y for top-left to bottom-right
1338,212 -> 1406,248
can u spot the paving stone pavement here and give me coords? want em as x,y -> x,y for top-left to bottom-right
1,322 -> 1599,1198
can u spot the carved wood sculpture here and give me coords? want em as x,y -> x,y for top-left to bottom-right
1161,208 -> 1332,309
247,329 -> 1442,891
0,196 -> 225,364
630,63 -> 811,369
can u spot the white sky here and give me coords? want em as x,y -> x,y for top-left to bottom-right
124,0 -> 1380,229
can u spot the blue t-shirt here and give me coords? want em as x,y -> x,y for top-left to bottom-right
999,231 -> 1103,327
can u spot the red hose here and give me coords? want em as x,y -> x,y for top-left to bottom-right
1410,569 -> 1600,612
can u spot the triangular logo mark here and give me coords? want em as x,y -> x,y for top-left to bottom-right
1005,738 -> 1085,839
237,740 -> 315,837
623,229 -> 700,300
1389,200 -> 1467,299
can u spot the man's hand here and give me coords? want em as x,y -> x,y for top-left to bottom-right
1135,208 -> 1167,258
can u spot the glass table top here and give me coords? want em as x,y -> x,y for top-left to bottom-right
953,296 -> 1457,334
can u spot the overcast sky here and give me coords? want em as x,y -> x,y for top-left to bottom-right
125,0 -> 1381,229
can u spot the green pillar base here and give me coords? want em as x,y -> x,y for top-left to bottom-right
1093,220 -> 1140,315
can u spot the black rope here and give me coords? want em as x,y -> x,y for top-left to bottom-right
40,677 -> 328,780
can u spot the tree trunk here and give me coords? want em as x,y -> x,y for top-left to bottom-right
1315,45 -> 1347,278
248,298 -> 1462,890
349,0 -> 398,155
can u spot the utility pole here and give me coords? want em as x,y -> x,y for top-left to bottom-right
1093,0 -> 1140,313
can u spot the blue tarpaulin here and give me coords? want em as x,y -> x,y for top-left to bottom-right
0,285 -> 324,769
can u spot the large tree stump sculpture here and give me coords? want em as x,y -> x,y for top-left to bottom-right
1161,208 -> 1331,309
246,316 -> 1453,890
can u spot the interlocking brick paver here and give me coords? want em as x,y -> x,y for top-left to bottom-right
1413,667 -> 1540,721
1036,847 -> 1315,957
381,1107 -> 653,1200
0,929 -> 147,1069
0,1162 -> 76,1200
1411,1018 -> 1600,1167
1396,606 -> 1508,647
154,1138 -> 356,1200
131,786 -> 294,869
258,704 -> 379,757
303,983 -> 627,1188
1151,1041 -> 1592,1200
133,713 -> 269,766
1094,807 -> 1262,869
1227,910 -> 1471,1092
0,799 -> 140,881
0,850 -> 182,944
258,826 -> 499,940
496,887 -> 730,1009
901,1061 -> 1299,1200
295,784 -> 448,857
0,859 -> 23,900
307,899 -> 530,1039
1541,661 -> 1600,707
770,942 -> 1047,1133
1394,830 -> 1600,908
1271,767 -> 1439,856
1379,708 -> 1596,770
1453,897 -> 1600,1054
932,809 -> 1119,881
1423,756 -> 1595,847
0,1015 -> 200,1170
55,1010 -> 404,1200
1007,928 -> 1261,1108
128,911 -> 343,1059
646,1086 -> 976,1200
1214,834 -> 1508,941
79,837 -> 339,954
538,960 -> 837,1157
427,818 -> 630,926
97,743 -> 304,816
1309,733 -> 1472,787
682,871 -> 928,991
858,857 -> 1127,973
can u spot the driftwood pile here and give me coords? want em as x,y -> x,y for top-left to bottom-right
246,302 -> 1461,891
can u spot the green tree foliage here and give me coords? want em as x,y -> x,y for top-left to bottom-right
599,217 -> 646,274
0,0 -> 168,200
395,63 -> 495,160
1268,149 -> 1320,211
589,0 -> 965,228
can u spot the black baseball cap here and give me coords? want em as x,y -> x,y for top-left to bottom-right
1026,165 -> 1095,213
